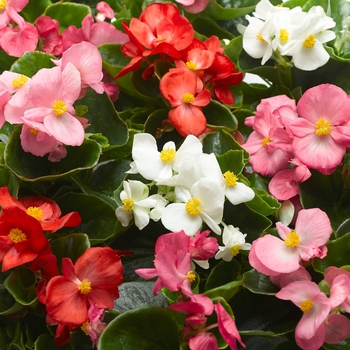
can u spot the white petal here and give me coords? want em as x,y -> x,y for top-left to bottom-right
225,182 -> 255,205
115,207 -> 132,227
133,206 -> 150,230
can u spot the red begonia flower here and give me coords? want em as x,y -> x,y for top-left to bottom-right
45,247 -> 123,326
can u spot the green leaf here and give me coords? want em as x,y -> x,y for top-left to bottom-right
34,334 -> 72,350
10,52 -> 56,77
203,100 -> 238,130
217,149 -> 246,175
99,44 -> 131,77
21,0 -> 52,23
3,267 -> 37,306
243,269 -> 279,295
54,193 -> 119,244
313,232 -> 350,273
0,282 -> 24,316
99,306 -> 180,350
131,69 -> 162,99
49,233 -> 90,270
78,89 -> 129,147
245,188 -> 281,217
192,17 -> 234,39
4,126 -> 102,182
44,3 -> 91,29
0,50 -> 17,72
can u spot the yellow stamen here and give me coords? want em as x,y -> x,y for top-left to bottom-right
0,0 -> 6,11
52,100 -> 68,116
186,61 -> 197,71
26,206 -> 43,221
315,118 -> 332,136
262,136 -> 272,148
12,74 -> 28,87
182,93 -> 195,104
122,198 -> 134,211
8,228 -> 27,243
223,171 -> 238,187
303,35 -> 316,48
29,128 -> 39,136
279,29 -> 289,43
185,197 -> 202,216
81,321 -> 90,335
256,30 -> 265,42
300,299 -> 313,313
77,279 -> 92,295
186,270 -> 196,282
284,230 -> 300,248
159,148 -> 176,163
231,245 -> 241,257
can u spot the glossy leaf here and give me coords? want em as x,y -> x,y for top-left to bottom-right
243,269 -> 279,295
98,306 -> 180,350
21,0 -> 52,23
204,100 -> 238,130
34,334 -> 72,350
99,44 -> 131,77
5,126 -> 101,182
245,188 -> 281,217
217,149 -> 246,175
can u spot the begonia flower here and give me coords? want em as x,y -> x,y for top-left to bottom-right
129,132 -> 203,182
21,64 -> 84,146
86,304 -> 107,347
160,69 -> 211,137
215,224 -> 251,262
95,1 -> 114,22
161,178 -> 224,236
0,71 -> 31,107
0,186 -> 82,232
0,206 -> 48,271
180,0 -> 209,14
249,208 -> 332,275
289,84 -> 350,172
45,247 -> 123,326
36,16 -> 63,56
0,0 -> 28,29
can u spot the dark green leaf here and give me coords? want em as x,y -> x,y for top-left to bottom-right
243,269 -> 279,295
34,334 -> 72,350
21,0 -> 52,23
204,100 -> 238,130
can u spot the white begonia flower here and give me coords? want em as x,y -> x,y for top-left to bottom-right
276,200 -> 295,226
149,194 -> 168,222
253,0 -> 289,21
115,180 -> 161,230
128,133 -> 203,183
215,225 -> 251,262
161,178 -> 225,236
280,8 -> 336,70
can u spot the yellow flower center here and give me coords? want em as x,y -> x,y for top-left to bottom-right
186,60 -> 197,71
256,30 -> 265,42
284,230 -> 300,247
185,197 -> 202,216
52,100 -> 68,116
231,245 -> 241,256
262,136 -> 272,148
303,34 -> 316,48
29,128 -> 39,136
300,299 -> 313,313
182,93 -> 195,104
122,198 -> 134,211
12,74 -> 28,87
279,29 -> 289,43
315,118 -> 332,136
186,270 -> 196,282
223,171 -> 238,187
0,0 -> 6,11
26,206 -> 43,221
159,148 -> 176,163
81,321 -> 90,335
8,228 -> 27,243
77,279 -> 92,295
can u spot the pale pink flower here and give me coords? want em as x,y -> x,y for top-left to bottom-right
249,208 -> 332,275
0,90 -> 10,128
0,22 -> 38,57
0,71 -> 31,107
21,64 -> 85,146
95,2 -> 114,22
86,304 -> 107,348
269,266 -> 311,288
178,0 -> 209,14
290,84 -> 350,173
53,41 -> 104,94
0,0 -> 28,29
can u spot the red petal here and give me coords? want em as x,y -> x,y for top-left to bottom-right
0,186 -> 26,210
213,85 -> 235,105
41,211 -> 82,232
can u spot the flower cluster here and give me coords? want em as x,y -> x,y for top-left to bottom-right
117,2 -> 243,136
243,83 -> 350,200
242,0 -> 336,70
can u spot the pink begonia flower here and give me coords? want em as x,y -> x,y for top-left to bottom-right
21,64 -> 85,146
0,22 -> 38,57
180,0 -> 209,14
86,304 -> 107,347
0,71 -> 31,107
243,96 -> 296,177
249,208 -> 332,275
48,144 -> 67,162
189,332 -> 218,350
0,0 -> 28,29
323,313 -> 350,345
0,90 -> 10,128
269,266 -> 312,288
62,14 -> 129,51
289,84 -> 350,173
36,16 -> 63,56
268,158 -> 311,200
53,41 -> 104,94
95,1 -> 114,22
276,276 -> 350,350
215,299 -> 245,350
